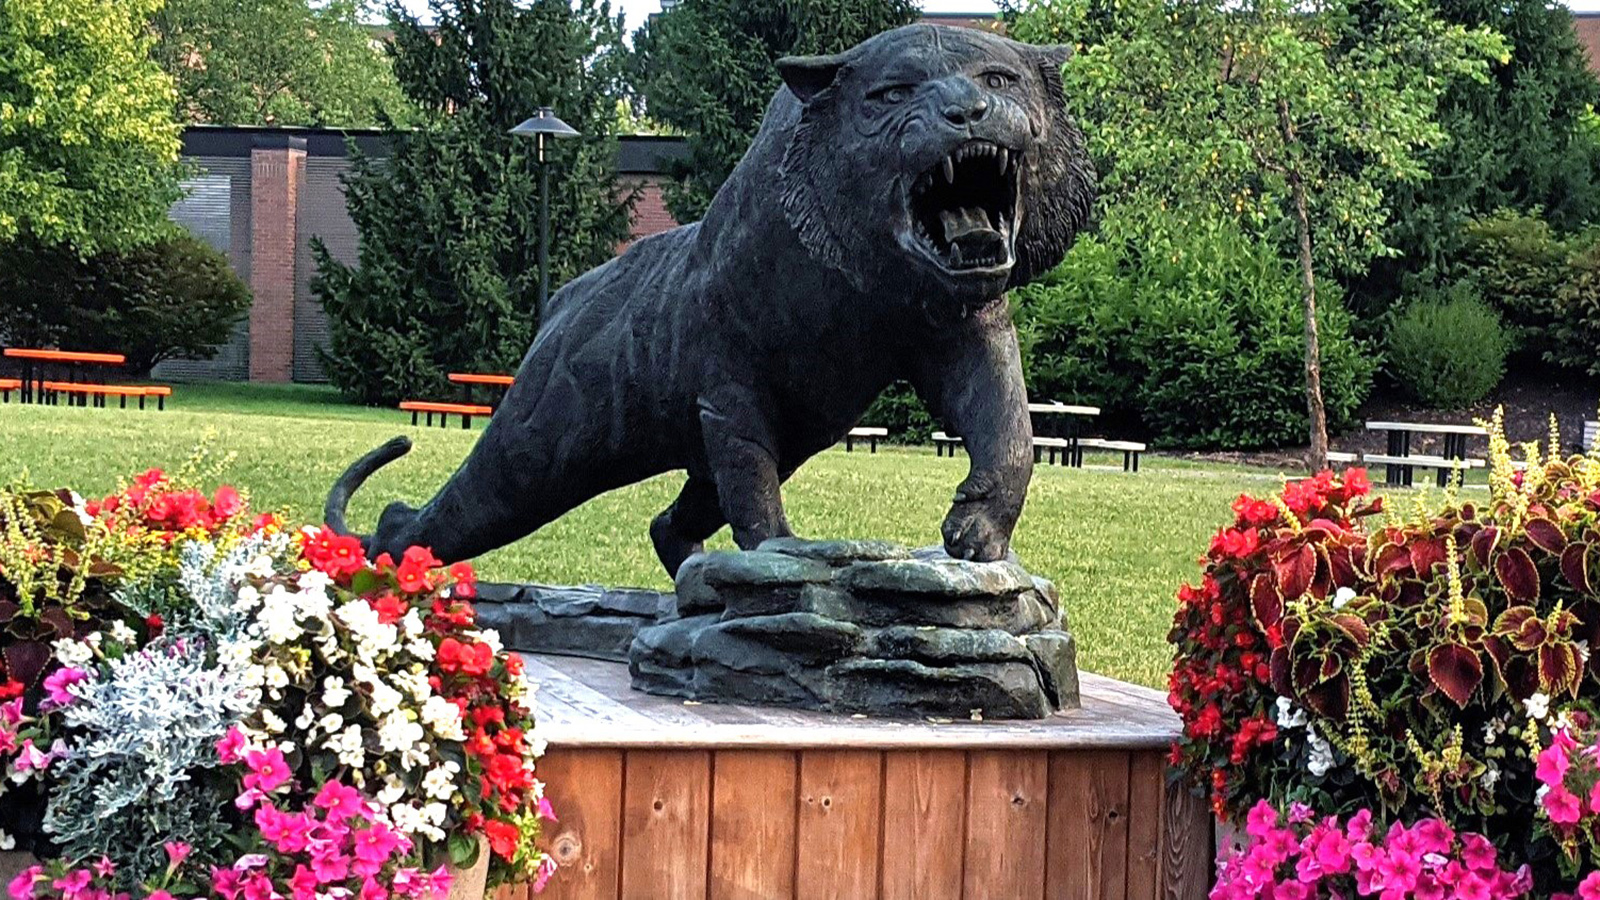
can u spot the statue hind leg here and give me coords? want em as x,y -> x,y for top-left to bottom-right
650,477 -> 723,578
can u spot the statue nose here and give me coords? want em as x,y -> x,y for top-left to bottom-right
942,97 -> 989,126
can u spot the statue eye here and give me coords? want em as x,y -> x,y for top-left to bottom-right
984,72 -> 1014,90
876,85 -> 911,104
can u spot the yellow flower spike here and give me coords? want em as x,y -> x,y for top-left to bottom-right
1549,415 -> 1563,464
1272,495 -> 1302,534
1444,535 -> 1468,627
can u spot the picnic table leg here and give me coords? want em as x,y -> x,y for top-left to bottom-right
1385,429 -> 1414,487
1439,434 -> 1466,489
846,435 -> 855,452
870,437 -> 878,453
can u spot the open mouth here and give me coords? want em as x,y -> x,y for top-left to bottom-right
909,140 -> 1021,274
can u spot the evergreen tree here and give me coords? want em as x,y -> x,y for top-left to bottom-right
1355,0 -> 1600,309
632,0 -> 920,222
312,0 -> 632,405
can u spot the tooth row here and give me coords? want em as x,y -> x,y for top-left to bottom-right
939,144 -> 1014,183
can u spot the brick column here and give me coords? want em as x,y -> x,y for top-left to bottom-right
248,134 -> 306,382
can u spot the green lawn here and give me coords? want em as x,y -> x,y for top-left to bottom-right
0,383 -> 1290,689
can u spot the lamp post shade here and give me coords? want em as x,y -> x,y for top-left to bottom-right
510,107 -> 581,320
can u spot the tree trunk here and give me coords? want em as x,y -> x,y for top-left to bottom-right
1279,99 -> 1328,473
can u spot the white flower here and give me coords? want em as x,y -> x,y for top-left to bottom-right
1275,697 -> 1307,730
468,629 -> 504,655
263,665 -> 289,690
401,610 -> 424,638
107,621 -> 138,646
377,711 -> 425,754
321,677 -> 351,709
422,763 -> 460,801
247,554 -> 275,578
233,584 -> 261,613
319,713 -> 345,734
390,803 -> 427,836
377,775 -> 406,806
295,706 -> 317,730
327,724 -> 366,768
406,639 -> 436,662
1332,587 -> 1357,610
423,801 -> 448,826
257,586 -> 302,644
1526,692 -> 1551,720
368,679 -> 404,717
297,570 -> 333,594
1481,762 -> 1500,791
421,696 -> 466,741
1537,784 -> 1552,804
1306,729 -> 1335,778
0,827 -> 13,850
53,638 -> 94,667
260,709 -> 287,735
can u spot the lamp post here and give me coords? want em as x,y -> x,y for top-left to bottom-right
511,106 -> 580,318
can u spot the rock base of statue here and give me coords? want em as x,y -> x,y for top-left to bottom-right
478,538 -> 1078,720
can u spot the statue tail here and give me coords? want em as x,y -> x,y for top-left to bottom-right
324,436 -> 413,538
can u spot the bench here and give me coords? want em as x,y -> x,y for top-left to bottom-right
448,372 -> 515,408
1359,452 -> 1484,485
1032,436 -> 1073,465
400,400 -> 493,429
1586,420 -> 1598,452
0,378 -> 18,402
844,427 -> 887,453
932,431 -> 964,457
39,382 -> 172,410
1366,421 -> 1488,488
1078,438 -> 1147,472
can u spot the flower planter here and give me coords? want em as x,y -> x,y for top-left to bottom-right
0,852 -> 38,891
445,838 -> 490,900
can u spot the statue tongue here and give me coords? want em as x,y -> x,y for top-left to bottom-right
939,207 -> 993,243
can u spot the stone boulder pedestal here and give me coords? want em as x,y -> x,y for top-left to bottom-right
629,538 -> 1079,719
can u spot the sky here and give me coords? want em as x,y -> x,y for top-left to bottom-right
395,0 -> 1600,27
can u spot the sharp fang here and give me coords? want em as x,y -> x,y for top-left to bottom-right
997,149 -> 1008,177
943,155 -> 956,184
950,244 -> 964,267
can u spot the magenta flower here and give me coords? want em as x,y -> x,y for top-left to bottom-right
1245,799 -> 1279,839
216,727 -> 248,765
12,740 -> 51,776
41,667 -> 87,708
537,795 -> 558,822
1537,741 -> 1573,786
163,841 -> 193,869
6,865 -> 42,900
242,747 -> 291,793
1547,786 -> 1584,826
0,698 -> 23,726
313,780 -> 366,821
1578,870 -> 1600,900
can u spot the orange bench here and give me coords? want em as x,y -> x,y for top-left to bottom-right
448,372 -> 514,407
40,382 -> 172,410
400,400 -> 493,429
0,378 -> 18,402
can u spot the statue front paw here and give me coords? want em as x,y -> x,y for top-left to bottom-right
941,501 -> 1010,562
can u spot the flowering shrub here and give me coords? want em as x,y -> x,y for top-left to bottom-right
1172,413 -> 1600,895
0,467 -> 555,897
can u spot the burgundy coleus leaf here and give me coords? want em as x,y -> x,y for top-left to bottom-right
1494,606 -> 1544,652
1409,539 -> 1447,578
38,607 -> 74,640
1428,642 -> 1483,708
1495,546 -> 1541,604
1525,517 -> 1568,555
1303,677 -> 1351,721
1374,541 -> 1412,577
1326,546 -> 1357,588
1250,573 -> 1282,629
1540,643 -> 1584,698
1331,614 -> 1371,646
1471,526 -> 1501,569
1562,542 -> 1592,593
2,641 -> 52,690
1274,543 -> 1317,601
1270,646 -> 1293,698
0,599 -> 16,626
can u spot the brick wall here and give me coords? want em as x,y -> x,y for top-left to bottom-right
622,177 -> 680,250
1577,14 -> 1600,73
248,138 -> 305,383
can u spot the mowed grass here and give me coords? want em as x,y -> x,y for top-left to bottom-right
0,383 -> 1289,688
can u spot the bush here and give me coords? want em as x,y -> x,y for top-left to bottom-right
858,382 -> 936,443
0,234 -> 250,375
1550,239 -> 1600,377
1013,226 -> 1375,450
1386,285 -> 1511,407
1457,209 -> 1571,363
1171,426 -> 1600,892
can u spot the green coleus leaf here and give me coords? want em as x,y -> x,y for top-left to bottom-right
1494,546 -> 1540,604
1428,642 -> 1483,708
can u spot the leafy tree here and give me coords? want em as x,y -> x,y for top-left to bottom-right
0,0 -> 183,255
312,0 -> 633,405
632,0 -> 920,222
0,233 -> 251,375
151,0 -> 410,127
1012,0 -> 1503,467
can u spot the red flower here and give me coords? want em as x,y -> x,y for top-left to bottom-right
213,485 -> 244,519
483,819 -> 521,860
372,594 -> 409,626
396,561 -> 431,594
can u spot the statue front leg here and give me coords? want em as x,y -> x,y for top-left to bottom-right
911,310 -> 1033,562
698,386 -> 793,550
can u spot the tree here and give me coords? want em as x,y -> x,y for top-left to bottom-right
632,0 -> 920,222
151,0 -> 411,127
0,0 -> 183,255
0,233 -> 251,374
312,0 -> 633,405
1013,0 -> 1503,468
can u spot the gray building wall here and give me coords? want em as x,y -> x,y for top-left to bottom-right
154,156 -> 252,381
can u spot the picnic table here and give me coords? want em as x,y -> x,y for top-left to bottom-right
4,348 -> 126,404
448,372 -> 514,408
1028,402 -> 1101,468
1364,420 -> 1488,488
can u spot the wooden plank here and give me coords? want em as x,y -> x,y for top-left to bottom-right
537,749 -> 623,900
1125,752 -> 1165,900
1365,420 -> 1487,435
708,750 -> 798,900
619,750 -> 711,900
1161,770 -> 1213,900
964,750 -> 1050,900
1045,751 -> 1131,900
795,750 -> 883,898
881,750 -> 966,900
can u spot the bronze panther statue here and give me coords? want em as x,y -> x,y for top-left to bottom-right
325,23 -> 1095,577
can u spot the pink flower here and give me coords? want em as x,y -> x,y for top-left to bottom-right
6,865 -> 42,900
13,740 -> 50,775
41,667 -> 87,708
1413,819 -> 1454,856
50,870 -> 92,900
216,727 -> 248,765
1579,871 -> 1600,900
1246,799 -> 1279,839
425,867 -> 453,900
313,780 -> 366,821
1547,786 -> 1584,826
537,795 -> 558,822
288,865 -> 319,900
91,859 -> 114,880
210,867 -> 244,900
533,857 -> 557,894
163,841 -> 193,869
0,699 -> 23,726
242,747 -> 291,793
1537,742 -> 1573,786
147,893 -> 174,900
1459,833 -> 1497,873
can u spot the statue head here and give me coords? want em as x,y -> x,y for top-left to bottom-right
776,25 -> 1096,306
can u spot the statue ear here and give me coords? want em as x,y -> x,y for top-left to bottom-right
1034,44 -> 1074,78
777,54 -> 847,104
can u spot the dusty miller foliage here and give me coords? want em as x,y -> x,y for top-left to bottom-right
45,538 -> 273,885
